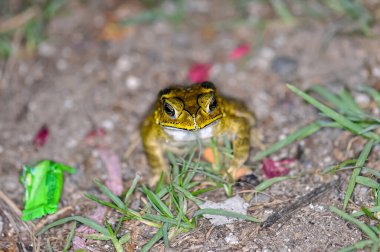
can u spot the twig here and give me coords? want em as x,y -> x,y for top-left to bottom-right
0,190 -> 22,216
0,6 -> 40,33
261,180 -> 336,228
34,206 -> 74,232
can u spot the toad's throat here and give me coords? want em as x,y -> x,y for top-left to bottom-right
162,120 -> 219,142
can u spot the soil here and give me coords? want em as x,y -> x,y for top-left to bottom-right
1,1 -> 380,251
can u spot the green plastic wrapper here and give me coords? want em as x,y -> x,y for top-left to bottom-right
20,160 -> 76,221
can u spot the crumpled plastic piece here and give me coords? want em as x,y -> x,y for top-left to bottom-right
20,160 -> 76,221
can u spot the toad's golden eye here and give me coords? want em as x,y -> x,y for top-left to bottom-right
163,101 -> 176,118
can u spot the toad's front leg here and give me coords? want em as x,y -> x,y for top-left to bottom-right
224,116 -> 252,179
141,123 -> 167,185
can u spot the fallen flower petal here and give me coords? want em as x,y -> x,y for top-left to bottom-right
97,148 -> 123,196
229,43 -> 250,61
33,125 -> 49,149
84,127 -> 106,146
188,63 -> 212,83
262,158 -> 290,178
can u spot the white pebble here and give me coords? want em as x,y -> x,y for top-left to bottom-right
225,233 -> 239,245
125,75 -> 140,90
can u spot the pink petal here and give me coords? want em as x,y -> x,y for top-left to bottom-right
229,43 -> 251,61
97,148 -> 123,196
73,205 -> 107,250
84,127 -> 106,146
188,63 -> 212,83
262,158 -> 290,178
33,125 -> 49,149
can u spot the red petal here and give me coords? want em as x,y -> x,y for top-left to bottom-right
229,43 -> 251,61
33,125 -> 49,149
262,158 -> 290,178
188,63 -> 212,82
84,127 -> 106,146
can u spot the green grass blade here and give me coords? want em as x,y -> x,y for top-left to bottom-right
184,162 -> 200,188
85,233 -> 111,241
287,84 -> 380,140
330,206 -> 378,241
323,159 -> 357,174
356,176 -> 380,189
173,184 -> 203,205
351,206 -> 380,218
192,184 -> 223,196
142,185 -> 174,218
363,167 -> 380,178
308,85 -> 348,113
95,180 -> 125,209
339,88 -> 363,114
36,216 -> 110,237
193,208 -> 261,223
255,176 -> 296,192
141,227 -> 163,252
269,0 -> 295,24
167,151 -> 179,184
343,139 -> 375,209
124,175 -> 140,204
143,213 -> 185,227
106,222 -> 124,252
252,122 -> 322,161
63,221 -> 76,252
155,172 -> 166,194
338,240 -> 373,252
85,194 -> 119,210
119,233 -> 131,245
162,222 -> 170,249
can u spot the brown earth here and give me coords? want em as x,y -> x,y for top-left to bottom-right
1,1 -> 380,251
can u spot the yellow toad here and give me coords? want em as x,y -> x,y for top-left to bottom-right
141,81 -> 255,183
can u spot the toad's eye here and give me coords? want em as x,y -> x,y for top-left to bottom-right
208,97 -> 217,113
163,102 -> 176,118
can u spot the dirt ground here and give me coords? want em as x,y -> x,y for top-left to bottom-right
1,0 -> 380,251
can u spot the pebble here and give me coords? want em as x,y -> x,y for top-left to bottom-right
116,55 -> 132,72
101,120 -> 114,130
125,75 -> 141,90
38,42 -> 56,57
56,59 -> 68,71
225,233 -> 239,245
271,56 -> 298,77
354,93 -> 370,106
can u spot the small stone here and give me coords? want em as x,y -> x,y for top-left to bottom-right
101,120 -> 114,130
271,56 -> 298,77
56,59 -> 68,71
225,233 -> 239,245
125,75 -> 141,90
38,42 -> 56,57
116,55 -> 132,72
355,93 -> 370,107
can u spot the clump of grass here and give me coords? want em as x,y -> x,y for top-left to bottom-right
37,145 -> 262,251
0,0 -> 66,57
252,83 -> 379,251
121,0 -> 185,27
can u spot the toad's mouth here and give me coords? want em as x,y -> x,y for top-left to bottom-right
162,120 -> 220,141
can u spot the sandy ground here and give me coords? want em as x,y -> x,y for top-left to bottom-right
1,0 -> 380,251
